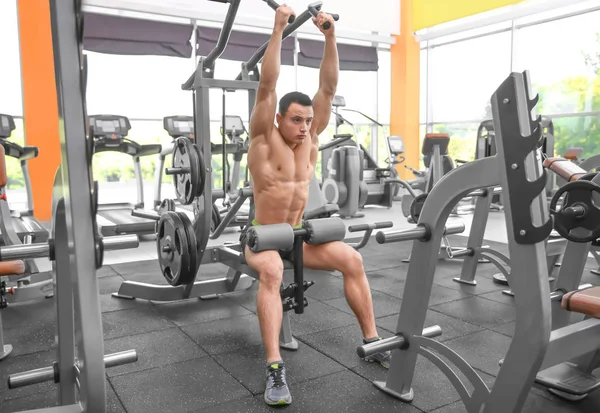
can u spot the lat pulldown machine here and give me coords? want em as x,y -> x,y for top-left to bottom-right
115,0 -> 388,352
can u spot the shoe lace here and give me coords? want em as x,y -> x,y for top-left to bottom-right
268,367 -> 286,388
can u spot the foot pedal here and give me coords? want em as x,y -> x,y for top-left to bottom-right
1,344 -> 13,360
536,362 -> 600,396
493,273 -> 509,286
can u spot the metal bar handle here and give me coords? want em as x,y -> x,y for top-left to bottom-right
307,2 -> 339,30
8,350 -> 138,389
102,235 -> 140,251
357,326 -> 442,358
237,2 -> 323,79
262,0 -> 295,23
375,221 -> 465,244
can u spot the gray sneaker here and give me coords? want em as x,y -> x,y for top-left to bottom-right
363,349 -> 392,369
264,361 -> 292,406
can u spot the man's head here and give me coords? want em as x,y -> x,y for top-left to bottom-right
276,91 -> 313,146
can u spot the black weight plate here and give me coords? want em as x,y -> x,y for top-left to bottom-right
172,138 -> 199,205
92,181 -> 99,216
549,180 -> 600,243
95,233 -> 104,269
211,203 -> 221,233
158,199 -> 176,214
156,211 -> 191,286
193,144 -> 206,198
410,193 -> 428,223
178,212 -> 198,285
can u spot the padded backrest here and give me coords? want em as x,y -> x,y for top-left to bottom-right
543,157 -> 588,182
422,133 -> 450,156
564,147 -> 583,161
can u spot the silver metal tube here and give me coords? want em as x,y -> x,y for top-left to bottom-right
131,209 -> 160,221
357,325 -> 442,358
8,350 -> 137,389
104,349 -> 138,368
0,243 -> 50,260
0,235 -> 139,261
8,365 -> 55,389
448,248 -> 473,259
102,235 -> 140,251
375,221 -> 465,244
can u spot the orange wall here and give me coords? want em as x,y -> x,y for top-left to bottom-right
391,0 -> 420,180
17,0 -> 60,221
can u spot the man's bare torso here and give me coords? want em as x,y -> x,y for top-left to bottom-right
249,128 -> 318,227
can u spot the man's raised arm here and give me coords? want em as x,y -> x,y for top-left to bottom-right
310,13 -> 339,139
250,5 -> 295,141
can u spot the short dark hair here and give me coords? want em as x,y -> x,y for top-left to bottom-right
278,91 -> 312,115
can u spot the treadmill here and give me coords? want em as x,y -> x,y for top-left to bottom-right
89,114 -> 162,236
0,114 -> 49,244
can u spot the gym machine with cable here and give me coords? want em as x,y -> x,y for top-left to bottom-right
121,0 -> 390,352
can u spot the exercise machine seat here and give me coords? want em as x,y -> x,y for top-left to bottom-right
562,287 -> 600,318
0,260 -> 26,276
304,174 -> 339,219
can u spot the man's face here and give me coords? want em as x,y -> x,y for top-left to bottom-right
276,103 -> 314,146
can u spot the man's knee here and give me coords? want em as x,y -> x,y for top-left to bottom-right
258,259 -> 284,289
340,247 -> 364,274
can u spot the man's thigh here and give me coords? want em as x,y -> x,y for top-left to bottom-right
302,241 -> 356,272
245,246 -> 285,277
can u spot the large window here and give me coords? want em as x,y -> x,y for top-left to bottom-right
417,5 -> 600,163
86,52 -> 193,120
0,0 -> 22,117
428,31 -> 512,123
514,10 -> 600,115
513,9 -> 600,158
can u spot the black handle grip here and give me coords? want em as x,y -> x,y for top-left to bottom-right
264,0 -> 295,23
348,221 -> 393,233
308,5 -> 338,30
322,13 -> 339,30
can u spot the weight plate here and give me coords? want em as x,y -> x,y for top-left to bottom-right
158,199 -> 176,215
549,180 -> 600,243
95,233 -> 104,269
178,212 -> 198,285
172,138 -> 199,205
92,181 -> 99,217
157,211 -> 192,286
211,203 -> 221,233
410,193 -> 428,223
193,144 -> 207,198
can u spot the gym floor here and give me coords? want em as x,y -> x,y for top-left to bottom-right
1,206 -> 599,413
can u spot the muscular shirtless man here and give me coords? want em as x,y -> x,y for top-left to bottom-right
242,5 -> 390,406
